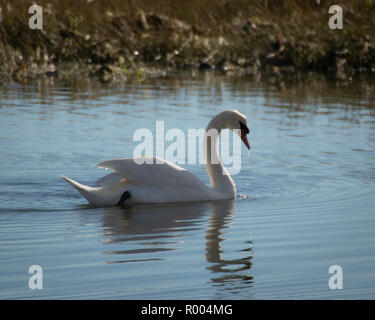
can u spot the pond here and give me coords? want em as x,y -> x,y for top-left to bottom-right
1,73 -> 375,299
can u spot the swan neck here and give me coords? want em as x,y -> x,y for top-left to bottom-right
204,120 -> 236,196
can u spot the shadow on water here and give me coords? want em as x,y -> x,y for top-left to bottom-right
99,199 -> 253,291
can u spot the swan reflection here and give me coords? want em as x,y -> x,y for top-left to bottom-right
100,199 -> 253,289
206,200 -> 253,288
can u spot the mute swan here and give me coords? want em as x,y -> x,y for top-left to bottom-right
61,110 -> 250,207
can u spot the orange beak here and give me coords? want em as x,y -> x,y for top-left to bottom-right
241,130 -> 250,150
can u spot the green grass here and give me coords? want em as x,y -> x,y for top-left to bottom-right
0,0 -> 374,81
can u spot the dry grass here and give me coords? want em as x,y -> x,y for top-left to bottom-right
0,0 -> 374,81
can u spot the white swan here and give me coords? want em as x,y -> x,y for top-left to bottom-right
61,110 -> 250,207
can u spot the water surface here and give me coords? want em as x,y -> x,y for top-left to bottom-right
1,74 -> 375,299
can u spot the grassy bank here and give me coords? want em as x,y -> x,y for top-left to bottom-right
1,0 -> 374,82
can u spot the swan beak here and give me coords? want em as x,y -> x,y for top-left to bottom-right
241,130 -> 250,150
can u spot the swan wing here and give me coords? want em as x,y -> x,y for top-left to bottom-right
97,156 -> 208,189
96,172 -> 123,188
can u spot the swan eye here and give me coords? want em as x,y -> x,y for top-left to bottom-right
239,121 -> 250,134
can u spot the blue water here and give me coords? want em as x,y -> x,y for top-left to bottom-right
1,74 -> 375,299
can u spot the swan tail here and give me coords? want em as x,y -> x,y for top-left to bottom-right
61,175 -> 98,204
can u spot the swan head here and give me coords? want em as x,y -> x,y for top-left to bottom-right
210,110 -> 250,150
